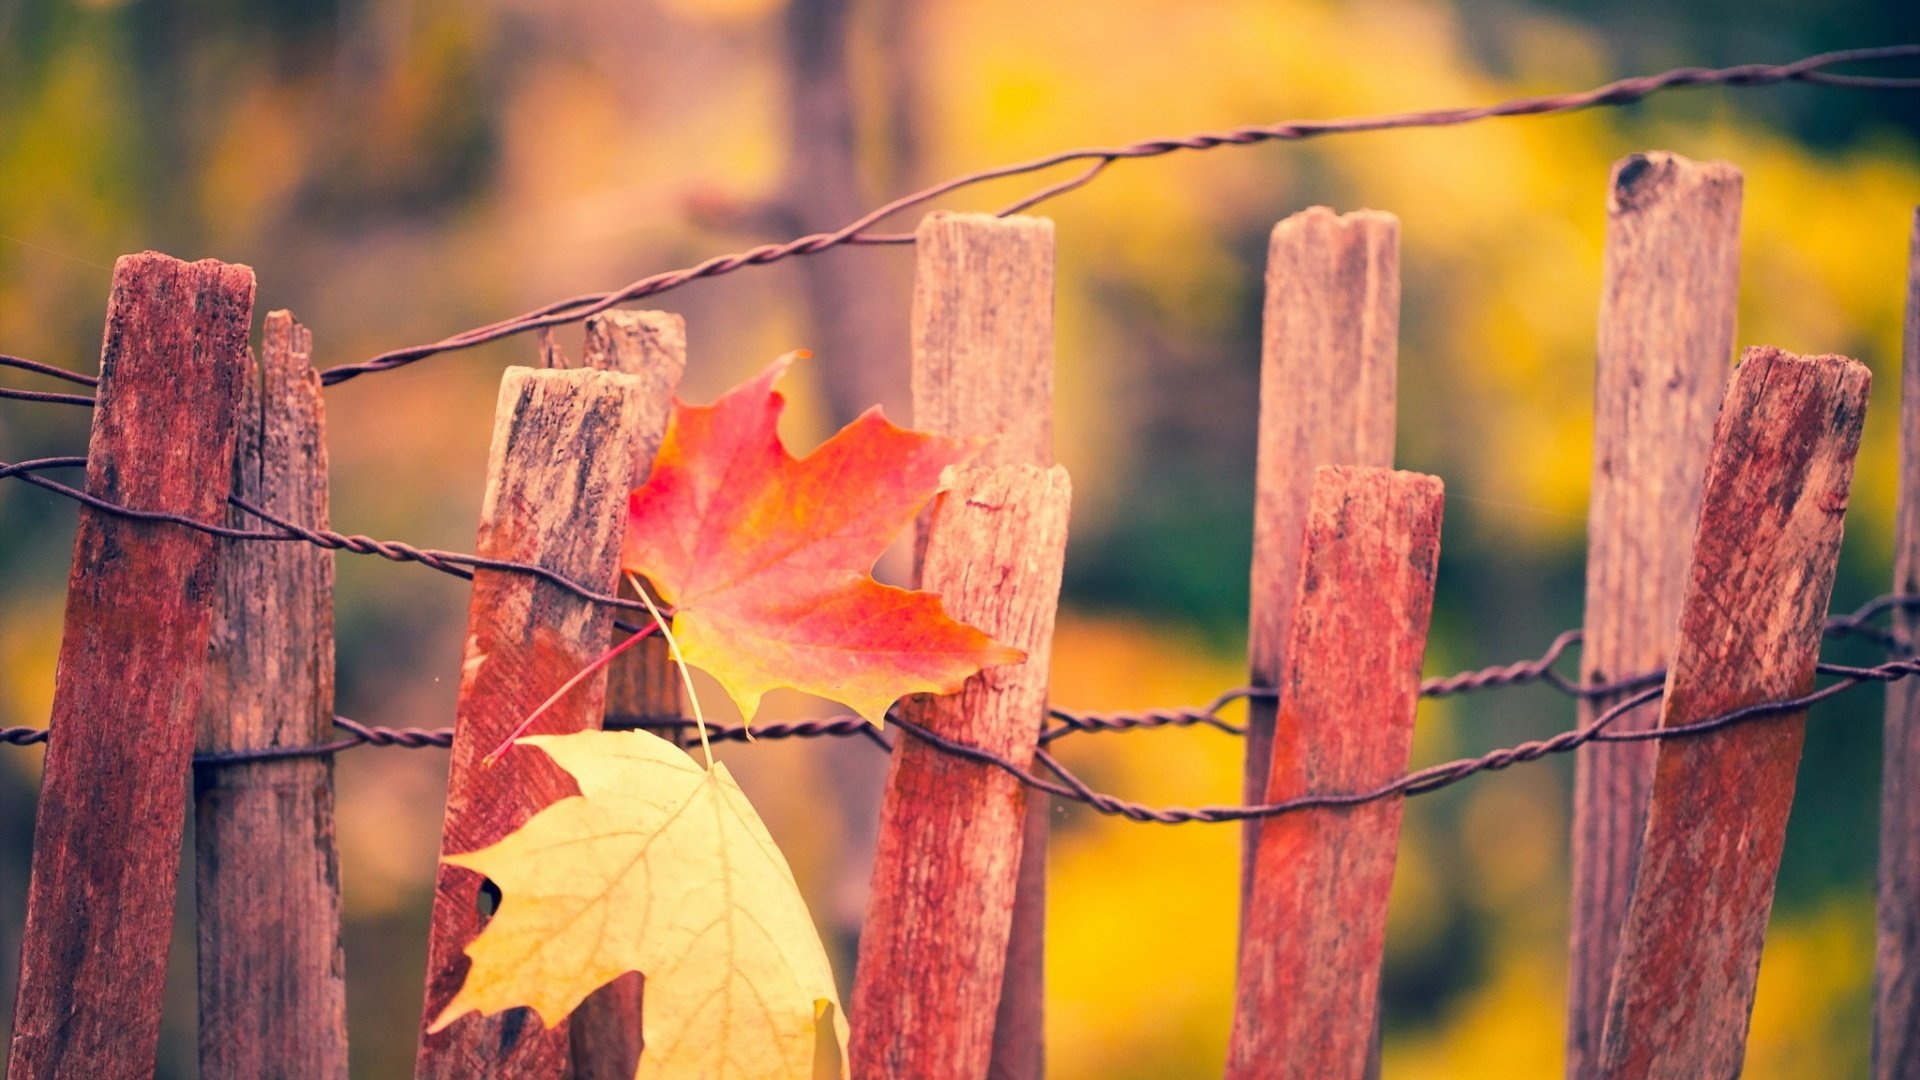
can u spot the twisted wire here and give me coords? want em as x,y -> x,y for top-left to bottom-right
308,44 -> 1920,386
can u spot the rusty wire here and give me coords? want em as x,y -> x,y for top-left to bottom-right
4,651 -> 1915,823
3,432 -> 1916,822
264,43 -> 1913,385
2,46 -> 1915,398
5,45 -> 1920,822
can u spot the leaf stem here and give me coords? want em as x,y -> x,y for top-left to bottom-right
481,617 -> 661,767
630,573 -> 714,770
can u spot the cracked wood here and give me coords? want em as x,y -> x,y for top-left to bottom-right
1243,206 -> 1399,904
416,367 -> 649,1080
850,463 -> 1071,1080
1568,151 -> 1742,1080
193,310 -> 349,1079
8,253 -> 254,1080
1227,465 -> 1442,1080
1598,346 -> 1869,1078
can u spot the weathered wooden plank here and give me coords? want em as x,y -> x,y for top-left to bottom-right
849,463 -> 1071,1080
569,311 -> 687,1080
1242,207 -> 1399,898
1598,347 -> 1869,1078
911,211 -> 1053,470
1226,465 -> 1443,1080
1567,151 -> 1742,1080
6,253 -> 254,1079
1878,208 -> 1920,1080
192,310 -> 348,1078
416,367 -> 647,1079
908,210 -> 1056,1079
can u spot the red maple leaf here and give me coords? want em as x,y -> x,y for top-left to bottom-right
622,354 -> 1023,723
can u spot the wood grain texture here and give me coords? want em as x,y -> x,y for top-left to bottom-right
1243,206 -> 1399,893
1567,152 -> 1742,1080
569,311 -> 686,1080
1597,347 -> 1869,1079
7,253 -> 254,1080
908,211 -> 1056,1080
849,463 -> 1071,1080
1878,209 -> 1920,1080
416,367 -> 647,1080
1226,466 -> 1442,1080
911,212 -> 1053,472
193,310 -> 349,1079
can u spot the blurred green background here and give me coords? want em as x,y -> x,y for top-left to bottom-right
1,0 -> 1916,1075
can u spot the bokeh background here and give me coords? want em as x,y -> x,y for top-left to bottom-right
2,0 -> 1918,1075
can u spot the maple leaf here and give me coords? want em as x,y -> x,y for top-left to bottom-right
429,729 -> 849,1079
622,353 -> 1023,724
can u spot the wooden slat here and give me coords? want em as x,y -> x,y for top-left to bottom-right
849,463 -> 1072,1080
1878,208 -> 1920,1080
1226,465 -> 1443,1080
1242,207 -> 1399,896
907,210 -> 1056,1079
193,310 -> 348,1078
1598,346 -> 1869,1078
569,311 -> 687,1080
910,211 -> 1053,467
1567,152 -> 1742,1079
6,253 -> 254,1079
416,367 -> 647,1079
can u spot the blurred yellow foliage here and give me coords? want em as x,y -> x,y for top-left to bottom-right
0,1 -> 1914,1075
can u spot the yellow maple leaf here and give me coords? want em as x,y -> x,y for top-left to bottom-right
429,729 -> 849,1079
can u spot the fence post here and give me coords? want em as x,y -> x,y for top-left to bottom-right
416,366 -> 647,1078
6,253 -> 254,1078
568,311 -> 687,1080
1878,208 -> 1920,1080
1242,207 -> 1399,898
849,462 -> 1072,1079
905,209 -> 1055,1078
1598,346 -> 1868,1077
1226,465 -> 1442,1080
1566,152 -> 1741,1079
193,310 -> 348,1077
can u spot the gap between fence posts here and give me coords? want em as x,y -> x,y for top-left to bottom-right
6,253 -> 254,1080
1241,206 -> 1399,908
849,462 -> 1071,1079
1566,150 -> 1742,1080
1878,207 -> 1920,1080
904,209 -> 1056,1079
193,310 -> 349,1079
1227,465 -> 1442,1080
568,310 -> 687,1080
416,366 -> 649,1079
1598,346 -> 1869,1077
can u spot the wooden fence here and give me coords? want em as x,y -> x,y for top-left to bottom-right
2,148 -> 1916,1079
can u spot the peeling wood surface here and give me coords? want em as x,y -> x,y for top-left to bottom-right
1598,347 -> 1869,1079
1226,466 -> 1442,1080
7,253 -> 254,1080
1567,152 -> 1742,1080
193,311 -> 349,1079
909,211 -> 1057,1079
849,464 -> 1071,1080
416,367 -> 647,1080
569,311 -> 686,1080
1879,210 -> 1920,1080
1242,207 -> 1399,899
